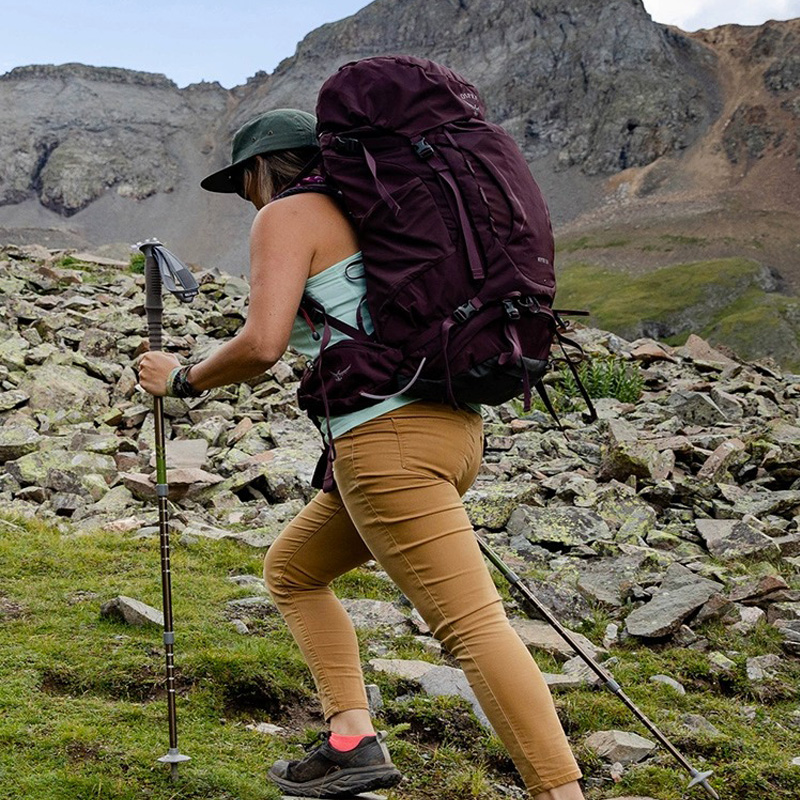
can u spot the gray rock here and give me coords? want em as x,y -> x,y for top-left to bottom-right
366,683 -> 384,716
733,490 -> 800,518
100,595 -> 163,627
696,519 -> 781,561
418,665 -> 491,729
0,423 -> 41,461
746,654 -> 781,682
659,562 -> 724,594
368,658 -> 437,682
697,438 -> 747,481
85,485 -> 136,515
681,714 -> 722,738
226,596 -> 275,617
341,599 -> 410,634
625,582 -> 719,639
731,605 -> 766,632
227,575 -> 269,594
666,392 -> 729,426
246,722 -> 285,735
463,482 -> 540,529
0,389 -> 29,412
615,505 -> 658,544
585,729 -> 656,764
561,655 -> 603,687
649,674 -> 686,695
162,439 -> 209,469
708,651 -> 737,674
767,602 -> 800,624
510,618 -> 602,661
18,364 -> 110,420
507,505 -> 611,548
576,552 -> 650,608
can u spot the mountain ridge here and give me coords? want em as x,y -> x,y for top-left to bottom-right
0,0 -> 797,359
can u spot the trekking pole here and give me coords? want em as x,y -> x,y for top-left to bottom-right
137,238 -> 198,779
475,533 -> 720,800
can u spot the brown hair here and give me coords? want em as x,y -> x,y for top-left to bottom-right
241,146 -> 319,208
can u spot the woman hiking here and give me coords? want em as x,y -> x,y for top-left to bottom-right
137,107 -> 585,800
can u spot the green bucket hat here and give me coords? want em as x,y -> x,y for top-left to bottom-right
200,108 -> 318,194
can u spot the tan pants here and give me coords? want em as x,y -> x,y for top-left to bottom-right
264,402 -> 581,794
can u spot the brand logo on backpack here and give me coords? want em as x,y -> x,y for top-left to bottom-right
459,90 -> 481,112
331,365 -> 352,382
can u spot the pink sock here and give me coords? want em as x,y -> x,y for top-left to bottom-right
329,732 -> 372,752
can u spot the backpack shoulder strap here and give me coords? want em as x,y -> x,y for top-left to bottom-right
297,293 -> 370,342
273,179 -> 342,202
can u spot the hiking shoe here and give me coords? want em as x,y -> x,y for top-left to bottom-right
268,730 -> 402,798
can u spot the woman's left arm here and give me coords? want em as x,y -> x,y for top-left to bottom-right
138,199 -> 315,396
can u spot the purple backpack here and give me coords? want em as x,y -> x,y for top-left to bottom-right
294,56 -> 570,487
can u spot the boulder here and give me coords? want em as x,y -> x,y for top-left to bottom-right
585,729 -> 656,764
99,595 -> 163,627
696,519 -> 781,561
507,505 -> 611,548
510,618 -> 602,661
463,482 -> 540,529
18,363 -> 110,420
0,423 -> 41,461
666,391 -> 729,426
625,582 -> 720,639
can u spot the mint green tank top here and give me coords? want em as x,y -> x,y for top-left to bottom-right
288,252 -> 419,440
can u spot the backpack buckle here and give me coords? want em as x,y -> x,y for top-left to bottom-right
412,137 -> 435,160
518,295 -> 541,312
453,301 -> 477,323
333,136 -> 361,156
503,299 -> 520,320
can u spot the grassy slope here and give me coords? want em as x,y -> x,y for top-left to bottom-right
553,247 -> 800,370
1,514 -> 799,799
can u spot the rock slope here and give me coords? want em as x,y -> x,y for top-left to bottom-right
1,243 -> 799,667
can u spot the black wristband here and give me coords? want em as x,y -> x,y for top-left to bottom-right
172,364 -> 204,398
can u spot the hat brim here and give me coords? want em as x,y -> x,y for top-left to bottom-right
200,163 -> 244,194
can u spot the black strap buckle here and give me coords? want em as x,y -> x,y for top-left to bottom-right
412,137 -> 435,160
453,301 -> 477,323
503,299 -> 520,320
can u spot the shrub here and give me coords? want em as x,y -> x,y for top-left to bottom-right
512,355 -> 643,417
559,356 -> 644,404
129,252 -> 145,274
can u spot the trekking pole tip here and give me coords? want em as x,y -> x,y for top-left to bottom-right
688,768 -> 718,799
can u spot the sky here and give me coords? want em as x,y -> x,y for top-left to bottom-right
3,0 -> 799,89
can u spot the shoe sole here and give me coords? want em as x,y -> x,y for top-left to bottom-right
269,763 -> 402,798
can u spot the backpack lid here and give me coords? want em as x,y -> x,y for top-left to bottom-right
316,55 -> 486,137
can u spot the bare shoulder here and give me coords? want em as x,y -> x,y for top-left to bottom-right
252,191 -> 348,233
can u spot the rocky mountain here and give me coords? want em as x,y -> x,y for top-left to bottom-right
0,0 -> 797,354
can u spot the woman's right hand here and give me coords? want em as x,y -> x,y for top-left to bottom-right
137,351 -> 181,396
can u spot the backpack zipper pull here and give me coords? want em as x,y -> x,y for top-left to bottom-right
299,307 -> 321,341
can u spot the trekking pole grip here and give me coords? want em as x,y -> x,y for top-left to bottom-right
140,239 -> 164,353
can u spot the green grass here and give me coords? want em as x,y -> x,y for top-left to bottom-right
555,257 -> 800,369
1,513 -> 799,799
557,236 -> 632,253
